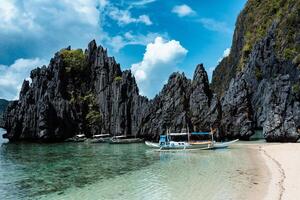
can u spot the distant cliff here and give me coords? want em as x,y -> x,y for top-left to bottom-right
0,99 -> 9,128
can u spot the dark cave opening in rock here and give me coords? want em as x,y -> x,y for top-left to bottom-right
250,128 -> 264,141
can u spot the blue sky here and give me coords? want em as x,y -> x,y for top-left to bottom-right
0,0 -> 246,99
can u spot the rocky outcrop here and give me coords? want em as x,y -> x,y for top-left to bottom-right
211,0 -> 300,142
2,41 -> 148,142
139,64 -> 221,140
2,0 -> 300,143
2,47 -> 221,142
0,99 -> 9,127
220,77 -> 254,140
216,22 -> 300,142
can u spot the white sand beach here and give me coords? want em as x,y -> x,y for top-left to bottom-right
260,143 -> 300,200
241,142 -> 300,200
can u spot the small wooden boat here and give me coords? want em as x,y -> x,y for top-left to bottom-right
65,134 -> 86,142
212,139 -> 239,149
109,135 -> 144,144
90,134 -> 111,143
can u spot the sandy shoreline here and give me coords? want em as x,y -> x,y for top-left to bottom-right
238,142 -> 300,200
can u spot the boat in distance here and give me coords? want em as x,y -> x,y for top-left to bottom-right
90,134 -> 111,143
65,134 -> 87,142
109,135 -> 144,144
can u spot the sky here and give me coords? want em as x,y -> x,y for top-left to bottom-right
0,0 -> 247,100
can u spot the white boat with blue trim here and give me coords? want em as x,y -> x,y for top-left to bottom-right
145,129 -> 238,150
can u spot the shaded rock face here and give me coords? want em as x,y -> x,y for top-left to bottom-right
2,0 -> 300,143
211,0 -> 300,142
247,26 -> 300,142
139,64 -> 221,140
2,41 -> 148,142
2,47 -> 220,142
220,78 -> 254,140
0,99 -> 9,128
218,24 -> 300,142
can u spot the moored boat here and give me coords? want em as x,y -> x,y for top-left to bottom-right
90,134 -> 111,143
65,134 -> 87,142
212,139 -> 239,149
145,130 -> 214,150
109,135 -> 144,144
145,131 -> 239,150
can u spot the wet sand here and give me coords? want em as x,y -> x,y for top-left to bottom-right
238,142 -> 300,200
260,143 -> 300,200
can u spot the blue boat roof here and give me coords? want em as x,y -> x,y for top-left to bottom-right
191,132 -> 210,135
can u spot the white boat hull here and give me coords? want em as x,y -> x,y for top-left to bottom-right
145,141 -> 160,148
145,141 -> 212,150
212,139 -> 239,149
110,138 -> 144,144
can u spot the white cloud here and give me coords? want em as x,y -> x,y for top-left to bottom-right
172,4 -> 195,17
0,0 -> 159,64
0,0 -> 106,64
130,0 -> 157,7
206,48 -> 231,81
131,37 -> 188,98
0,0 -> 101,33
0,0 -> 40,33
109,31 -> 167,52
223,48 -> 231,57
218,48 -> 231,62
0,58 -> 47,100
198,18 -> 232,33
108,6 -> 152,26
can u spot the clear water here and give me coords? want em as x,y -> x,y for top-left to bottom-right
0,129 -> 264,200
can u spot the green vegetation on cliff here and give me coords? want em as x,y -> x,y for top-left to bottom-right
239,0 -> 299,69
60,49 -> 87,73
70,92 -> 101,129
211,0 -> 300,97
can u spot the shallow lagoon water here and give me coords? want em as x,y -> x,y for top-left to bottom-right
0,129 -> 263,200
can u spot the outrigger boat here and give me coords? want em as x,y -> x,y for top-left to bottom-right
109,135 -> 144,144
145,129 -> 238,150
212,139 -> 239,149
90,134 -> 111,143
65,134 -> 87,142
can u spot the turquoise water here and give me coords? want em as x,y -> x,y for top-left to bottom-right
0,129 -> 263,200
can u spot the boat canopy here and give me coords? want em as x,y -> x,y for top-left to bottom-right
93,134 -> 110,137
168,133 -> 188,136
159,135 -> 169,143
76,134 -> 85,138
191,132 -> 211,135
114,135 -> 127,138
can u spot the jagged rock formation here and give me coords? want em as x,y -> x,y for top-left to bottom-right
2,41 -> 148,142
2,0 -> 300,142
211,0 -> 300,142
137,64 -> 221,140
0,99 -> 9,128
1,52 -> 221,142
212,0 -> 300,97
220,77 -> 254,140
